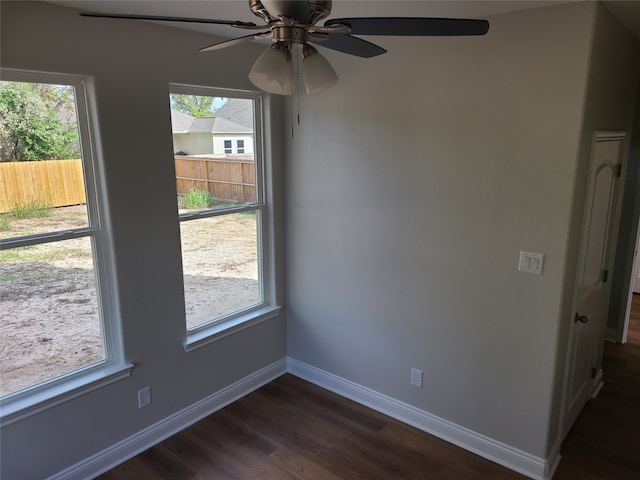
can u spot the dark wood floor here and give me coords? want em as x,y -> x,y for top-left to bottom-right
554,293 -> 640,480
99,297 -> 640,480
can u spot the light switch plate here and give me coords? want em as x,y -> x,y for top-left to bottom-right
518,251 -> 544,275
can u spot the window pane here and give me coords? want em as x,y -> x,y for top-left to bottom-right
0,237 -> 104,396
180,212 -> 260,329
0,81 -> 89,230
171,96 -> 256,213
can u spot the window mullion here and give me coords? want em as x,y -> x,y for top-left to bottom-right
178,203 -> 262,222
0,227 -> 98,249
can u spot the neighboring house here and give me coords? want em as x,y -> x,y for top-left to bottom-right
170,108 -> 254,156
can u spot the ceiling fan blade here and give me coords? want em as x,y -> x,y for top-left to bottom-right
325,17 -> 490,36
79,12 -> 259,28
309,34 -> 386,58
199,32 -> 272,52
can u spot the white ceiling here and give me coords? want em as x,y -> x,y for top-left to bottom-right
44,0 -> 640,41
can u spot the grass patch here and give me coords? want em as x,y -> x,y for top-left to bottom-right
10,200 -> 51,219
177,191 -> 248,211
0,215 -> 10,231
0,246 -> 88,263
0,262 -> 84,300
178,189 -> 213,209
0,246 -> 40,262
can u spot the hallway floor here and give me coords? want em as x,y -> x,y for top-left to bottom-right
554,294 -> 640,479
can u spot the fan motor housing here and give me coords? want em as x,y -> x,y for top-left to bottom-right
256,0 -> 332,25
272,25 -> 308,45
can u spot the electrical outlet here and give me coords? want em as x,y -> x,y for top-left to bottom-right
138,386 -> 151,409
411,368 -> 423,388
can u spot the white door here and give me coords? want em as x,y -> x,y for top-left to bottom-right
563,133 -> 624,435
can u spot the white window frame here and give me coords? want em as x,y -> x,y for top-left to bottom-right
237,139 -> 245,154
169,84 -> 280,352
224,139 -> 233,154
0,69 -> 131,427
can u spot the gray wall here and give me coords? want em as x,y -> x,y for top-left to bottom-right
285,0 -> 638,460
0,2 -> 286,479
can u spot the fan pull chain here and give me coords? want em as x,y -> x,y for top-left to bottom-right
296,48 -> 301,126
290,44 -> 295,139
291,92 -> 294,140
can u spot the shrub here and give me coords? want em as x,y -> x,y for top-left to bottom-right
179,189 -> 212,209
10,199 -> 51,219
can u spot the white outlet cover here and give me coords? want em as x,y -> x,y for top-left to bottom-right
138,386 -> 151,409
411,368 -> 423,388
518,251 -> 544,275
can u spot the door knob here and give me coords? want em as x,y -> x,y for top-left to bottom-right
574,313 -> 589,324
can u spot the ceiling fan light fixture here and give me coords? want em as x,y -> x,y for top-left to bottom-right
81,3 -> 491,97
248,42 -> 293,95
301,44 -> 338,95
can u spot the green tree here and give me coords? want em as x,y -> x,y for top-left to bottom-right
170,94 -> 215,117
0,81 -> 80,162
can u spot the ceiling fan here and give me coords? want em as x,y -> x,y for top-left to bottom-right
81,0 -> 489,95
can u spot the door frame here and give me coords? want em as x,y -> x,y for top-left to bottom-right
606,85 -> 640,344
620,218 -> 640,343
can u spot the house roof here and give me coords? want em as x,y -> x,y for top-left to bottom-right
171,109 -> 195,133
171,109 -> 251,135
214,98 -> 254,129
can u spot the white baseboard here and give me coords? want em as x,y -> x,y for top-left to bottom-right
48,358 -> 287,480
49,356 -> 561,480
287,357 -> 559,480
545,436 -> 563,480
605,327 -> 620,343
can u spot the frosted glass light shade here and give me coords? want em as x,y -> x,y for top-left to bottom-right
302,45 -> 338,95
248,43 -> 293,95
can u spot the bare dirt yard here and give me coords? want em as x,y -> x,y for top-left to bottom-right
0,205 -> 258,396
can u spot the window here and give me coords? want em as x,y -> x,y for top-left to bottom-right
237,140 -> 245,154
170,85 -> 276,348
0,70 -> 129,423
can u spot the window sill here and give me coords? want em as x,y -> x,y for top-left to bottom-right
0,361 -> 133,427
184,305 -> 282,353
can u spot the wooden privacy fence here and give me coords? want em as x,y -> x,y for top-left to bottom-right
175,155 -> 256,204
0,159 -> 86,213
0,156 -> 255,214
